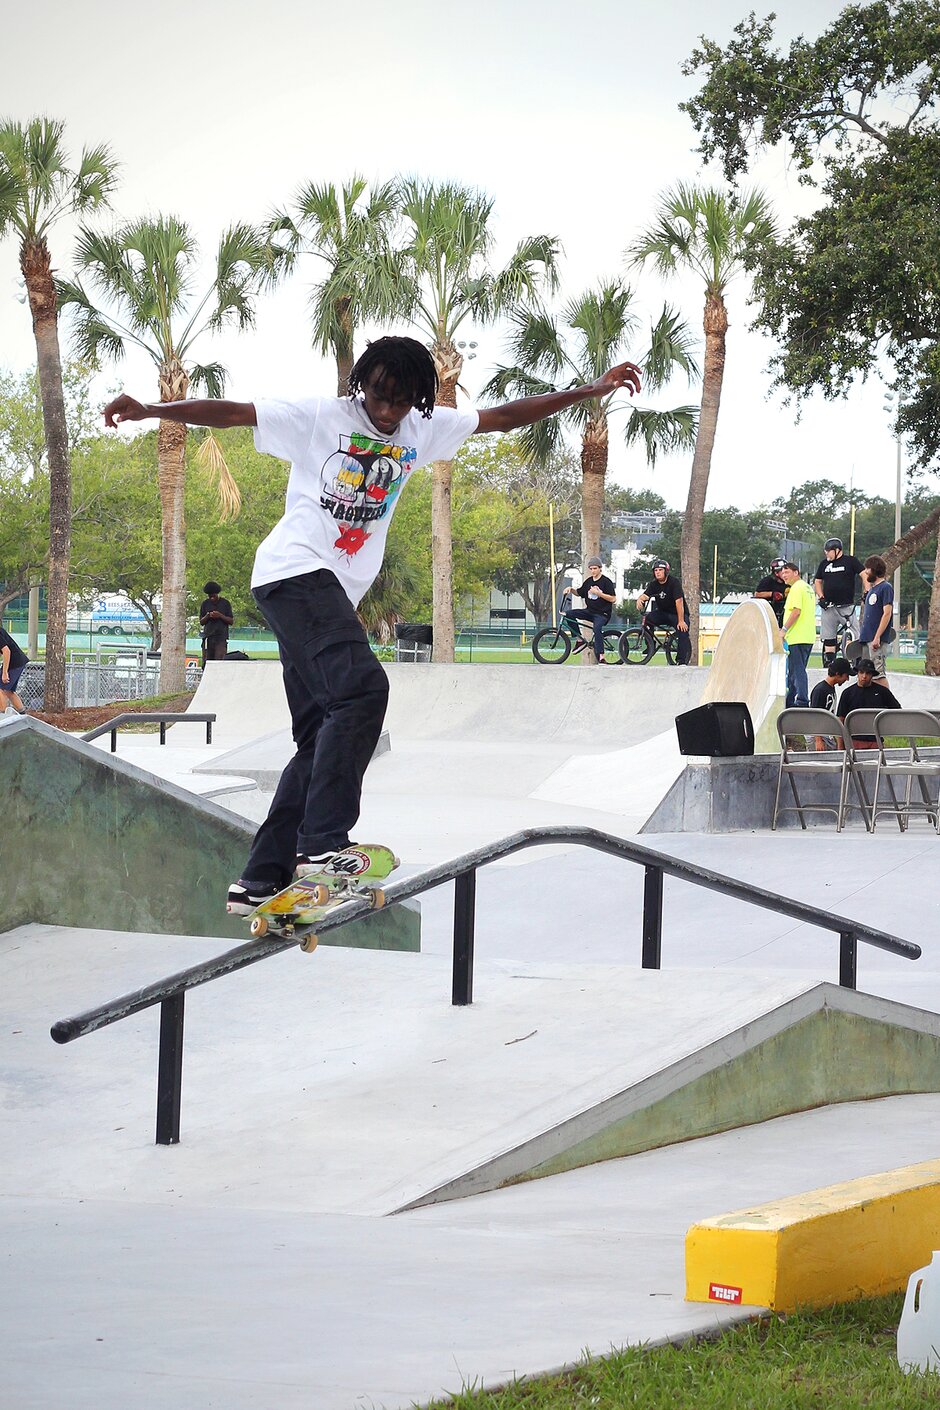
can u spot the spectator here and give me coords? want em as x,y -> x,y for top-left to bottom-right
199,581 -> 234,667
0,625 -> 28,715
754,558 -> 788,628
568,556 -> 617,664
808,657 -> 851,750
814,536 -> 865,669
858,555 -> 894,683
637,558 -> 691,665
779,562 -> 817,708
837,658 -> 901,747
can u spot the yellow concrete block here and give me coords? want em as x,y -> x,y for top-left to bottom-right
686,1158 -> 940,1311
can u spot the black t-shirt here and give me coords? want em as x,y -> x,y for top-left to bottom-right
0,627 -> 27,668
809,679 -> 839,713
200,597 -> 233,639
837,681 -> 901,739
577,575 -> 615,620
814,554 -> 864,606
755,574 -> 786,623
644,574 -> 684,614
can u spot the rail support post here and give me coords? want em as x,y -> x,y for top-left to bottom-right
452,870 -> 477,1006
156,993 -> 185,1145
642,865 -> 663,970
839,930 -> 858,990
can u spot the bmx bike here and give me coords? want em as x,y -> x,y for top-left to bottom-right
618,615 -> 684,665
531,602 -> 624,665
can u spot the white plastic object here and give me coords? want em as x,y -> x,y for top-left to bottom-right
897,1252 -> 940,1373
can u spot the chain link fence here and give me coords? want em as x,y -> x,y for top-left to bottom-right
17,659 -> 203,711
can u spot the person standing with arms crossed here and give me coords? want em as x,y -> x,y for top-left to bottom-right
103,336 -> 641,914
779,562 -> 817,708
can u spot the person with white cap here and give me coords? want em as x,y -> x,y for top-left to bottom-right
568,556 -> 617,663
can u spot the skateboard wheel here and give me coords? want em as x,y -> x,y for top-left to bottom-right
250,916 -> 269,938
300,933 -> 319,953
370,888 -> 385,909
311,884 -> 330,907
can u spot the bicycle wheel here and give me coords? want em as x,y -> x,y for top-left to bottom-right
532,625 -> 572,664
602,628 -> 625,663
618,628 -> 656,664
661,630 -> 681,664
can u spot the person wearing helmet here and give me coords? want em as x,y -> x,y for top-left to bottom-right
754,558 -> 788,627
637,558 -> 691,664
569,555 -> 617,663
814,536 -> 865,669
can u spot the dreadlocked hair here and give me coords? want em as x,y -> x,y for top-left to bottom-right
347,336 -> 438,420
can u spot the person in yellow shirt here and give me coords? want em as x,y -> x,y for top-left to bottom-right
779,562 -> 817,708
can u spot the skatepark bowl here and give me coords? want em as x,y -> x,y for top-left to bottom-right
7,607 -> 940,1410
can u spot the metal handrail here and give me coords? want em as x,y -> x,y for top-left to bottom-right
81,712 -> 215,751
49,825 -> 921,1145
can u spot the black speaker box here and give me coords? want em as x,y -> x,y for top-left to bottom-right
675,701 -> 754,757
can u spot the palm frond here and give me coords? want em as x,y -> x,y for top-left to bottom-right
622,405 -> 699,465
642,305 -> 700,389
74,142 -> 118,210
195,431 -> 241,520
188,362 -> 228,399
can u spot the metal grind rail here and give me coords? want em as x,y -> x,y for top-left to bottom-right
50,825 -> 921,1145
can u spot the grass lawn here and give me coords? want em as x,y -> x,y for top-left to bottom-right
425,1295 -> 937,1408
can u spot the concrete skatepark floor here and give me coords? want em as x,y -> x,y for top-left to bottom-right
4,657 -> 940,1409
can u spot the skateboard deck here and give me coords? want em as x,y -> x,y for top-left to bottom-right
243,844 -> 399,951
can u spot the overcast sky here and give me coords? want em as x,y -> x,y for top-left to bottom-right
0,0 -> 905,514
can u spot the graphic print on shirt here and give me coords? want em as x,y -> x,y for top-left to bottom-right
320,433 -> 417,558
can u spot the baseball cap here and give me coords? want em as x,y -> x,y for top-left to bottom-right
830,657 -> 851,676
855,658 -> 876,675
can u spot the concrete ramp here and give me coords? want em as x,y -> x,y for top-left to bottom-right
401,982 -> 940,1210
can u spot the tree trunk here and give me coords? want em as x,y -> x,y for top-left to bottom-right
430,340 -> 462,663
22,238 -> 71,712
158,359 -> 190,694
882,504 -> 940,578
580,411 -> 609,563
334,297 -> 354,396
681,293 -> 727,660
925,536 -> 940,676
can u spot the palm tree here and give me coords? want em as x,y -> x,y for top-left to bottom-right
630,184 -> 776,654
0,117 -> 116,709
484,283 -> 699,561
61,215 -> 270,692
399,178 -> 560,661
267,176 -> 408,394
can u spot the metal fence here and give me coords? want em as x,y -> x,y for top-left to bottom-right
18,660 -> 203,711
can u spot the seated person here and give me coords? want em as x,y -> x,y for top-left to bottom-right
837,658 -> 901,747
636,558 -> 691,665
808,657 -> 851,750
568,556 -> 617,664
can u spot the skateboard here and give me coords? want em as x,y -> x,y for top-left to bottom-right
243,844 -> 399,952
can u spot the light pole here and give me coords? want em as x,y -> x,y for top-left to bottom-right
884,394 -> 903,619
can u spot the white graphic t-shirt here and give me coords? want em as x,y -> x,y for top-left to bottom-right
251,395 -> 479,604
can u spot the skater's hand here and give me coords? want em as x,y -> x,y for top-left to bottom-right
103,394 -> 149,428
589,362 -> 641,399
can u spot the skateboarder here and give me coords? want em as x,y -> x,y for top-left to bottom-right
103,336 -> 641,913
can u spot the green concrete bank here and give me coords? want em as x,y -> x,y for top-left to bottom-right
0,718 -> 419,949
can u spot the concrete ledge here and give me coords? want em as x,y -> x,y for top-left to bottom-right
686,1157 -> 940,1311
0,717 -> 419,950
644,750 -> 940,832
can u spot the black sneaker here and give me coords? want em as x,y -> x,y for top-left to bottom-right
296,849 -> 369,879
226,880 -> 280,916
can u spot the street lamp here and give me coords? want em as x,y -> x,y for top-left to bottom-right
883,393 -> 903,617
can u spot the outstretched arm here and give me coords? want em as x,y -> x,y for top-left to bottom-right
103,395 -> 257,429
474,362 -> 641,434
